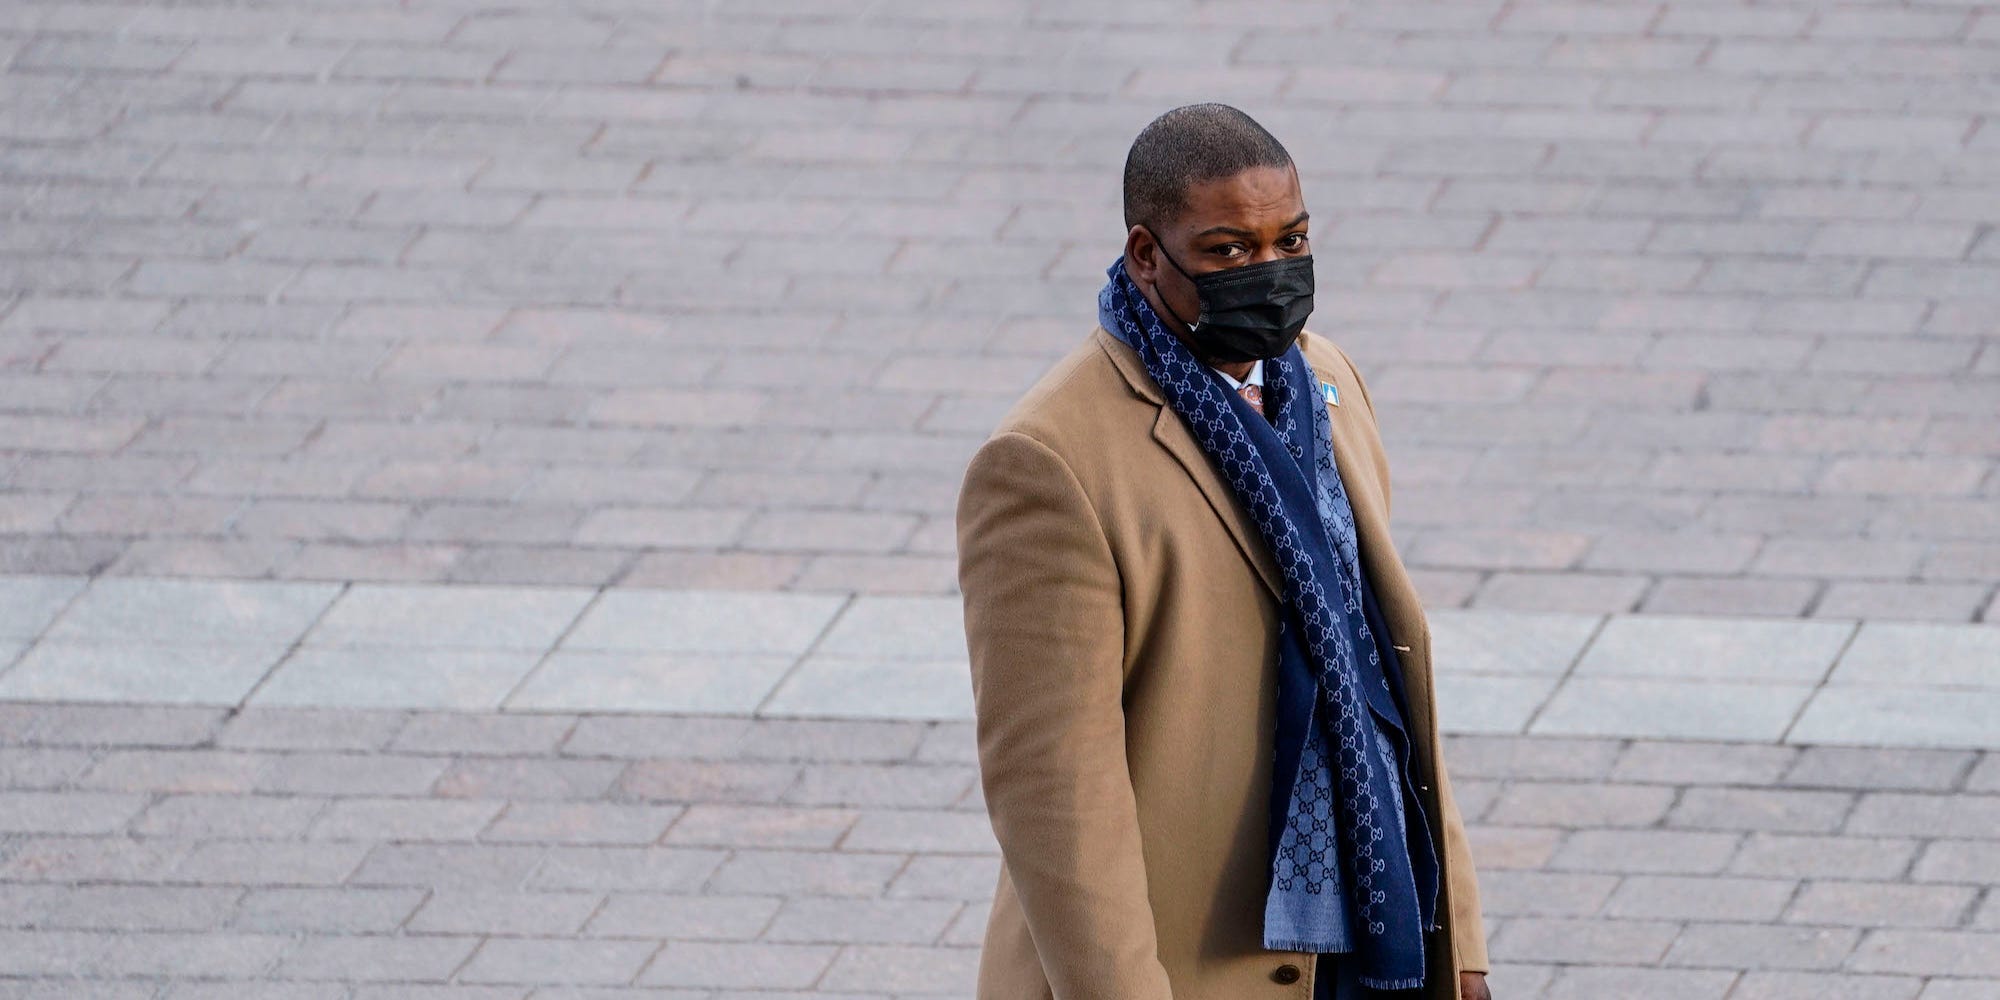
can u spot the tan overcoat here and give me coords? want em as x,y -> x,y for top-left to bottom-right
955,325 -> 1489,1000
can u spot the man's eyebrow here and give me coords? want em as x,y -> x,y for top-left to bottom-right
1191,212 -> 1311,241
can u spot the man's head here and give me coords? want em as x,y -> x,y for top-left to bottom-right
1119,104 -> 1311,367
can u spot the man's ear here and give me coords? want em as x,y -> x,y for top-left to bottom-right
1124,225 -> 1160,284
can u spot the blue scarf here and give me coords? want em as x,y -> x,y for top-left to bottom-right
1098,259 -> 1437,990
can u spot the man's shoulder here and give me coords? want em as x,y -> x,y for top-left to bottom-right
1296,328 -> 1356,381
985,326 -> 1154,451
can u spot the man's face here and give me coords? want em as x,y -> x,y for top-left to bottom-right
1126,163 -> 1310,345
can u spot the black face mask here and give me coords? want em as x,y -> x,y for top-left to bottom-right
1150,237 -> 1315,364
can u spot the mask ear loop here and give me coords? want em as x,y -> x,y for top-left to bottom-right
1143,227 -> 1203,334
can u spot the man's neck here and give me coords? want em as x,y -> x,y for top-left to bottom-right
1209,358 -> 1255,382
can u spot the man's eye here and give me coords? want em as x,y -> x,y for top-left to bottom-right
1210,244 -> 1245,258
1281,234 -> 1308,249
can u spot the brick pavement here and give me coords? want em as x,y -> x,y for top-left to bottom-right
3,0 -> 1999,996
0,703 -> 1994,998
0,0 -> 1993,619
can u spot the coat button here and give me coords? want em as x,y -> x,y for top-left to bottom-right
1272,963 -> 1302,984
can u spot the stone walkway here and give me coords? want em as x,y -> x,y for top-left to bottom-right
0,704 -> 1997,999
2,0 -> 1998,995
0,0 -> 1993,619
4,574 -> 2000,749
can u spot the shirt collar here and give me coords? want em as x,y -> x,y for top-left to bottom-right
1212,358 -> 1264,391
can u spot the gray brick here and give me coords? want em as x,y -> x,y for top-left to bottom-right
1784,881 -> 1976,928
0,884 -> 240,931
1667,787 -> 1857,833
275,934 -> 481,981
1486,781 -> 1676,827
349,844 -> 545,889
1551,829 -> 1742,874
640,940 -> 837,989
1666,922 -> 1861,970
0,791 -> 148,834
583,893 -> 779,940
1785,747 -> 1979,792
1852,931 -> 2000,977
526,846 -> 724,892
1731,971 -> 1921,1000
480,802 -> 682,845
1605,875 -> 1796,921
1610,742 -> 1798,785
1913,840 -> 2000,884
1544,966 -> 1737,1000
1849,794 -> 2000,838
459,938 -> 657,985
230,887 -> 426,933
1732,833 -> 1920,880
1493,916 -> 1679,964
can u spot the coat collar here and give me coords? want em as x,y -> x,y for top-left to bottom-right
1096,324 -> 1408,616
1091,328 -> 1282,594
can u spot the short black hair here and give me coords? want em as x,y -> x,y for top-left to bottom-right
1121,103 -> 1294,231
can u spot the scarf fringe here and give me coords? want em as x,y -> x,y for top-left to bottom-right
1359,973 -> 1428,991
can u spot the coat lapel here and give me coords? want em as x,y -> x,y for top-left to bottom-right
1094,327 -> 1285,600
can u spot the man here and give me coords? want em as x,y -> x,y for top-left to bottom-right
955,104 -> 1492,1000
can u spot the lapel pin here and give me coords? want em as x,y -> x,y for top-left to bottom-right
1320,380 -> 1340,407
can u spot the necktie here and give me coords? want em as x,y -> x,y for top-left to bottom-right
1238,382 -> 1263,417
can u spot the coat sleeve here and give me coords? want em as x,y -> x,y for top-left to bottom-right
956,429 -> 1176,1000
1435,747 -> 1490,973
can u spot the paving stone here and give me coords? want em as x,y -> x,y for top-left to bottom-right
229,887 -> 426,933
1534,678 -> 1813,741
217,707 -> 410,751
526,846 -> 724,892
481,802 -> 682,845
1725,832 -> 1920,882
1549,829 -> 1742,874
1611,741 -> 1798,785
1851,931 -> 2000,977
252,647 -> 546,711
1474,870 -> 1620,917
1911,840 -> 2000,884
391,713 -> 579,756
1665,922 -> 1861,970
274,934 -> 481,982
1784,746 -> 1977,792
583,893 -> 780,940
458,938 -> 658,986
308,584 -> 592,650
1603,874 -> 1796,921
1848,793 -> 2000,838
135,794 -> 329,839
1666,787 -> 1857,833
640,940 -> 837,990
1492,916 -> 1680,964
560,716 -> 753,759
1542,965 -> 1737,1000
1486,780 -> 1676,828
45,578 -> 337,645
560,590 -> 844,656
1784,881 -> 1977,928
1830,623 -> 2000,687
1730,971 -> 1921,1000
308,797 -> 505,841
505,651 -> 795,714
1574,614 -> 1853,683
0,640 -> 290,705
1790,688 -> 2000,750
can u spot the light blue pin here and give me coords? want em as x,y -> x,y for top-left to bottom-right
1320,380 -> 1340,407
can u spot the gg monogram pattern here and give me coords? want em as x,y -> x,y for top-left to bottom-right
1100,259 -> 1425,988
